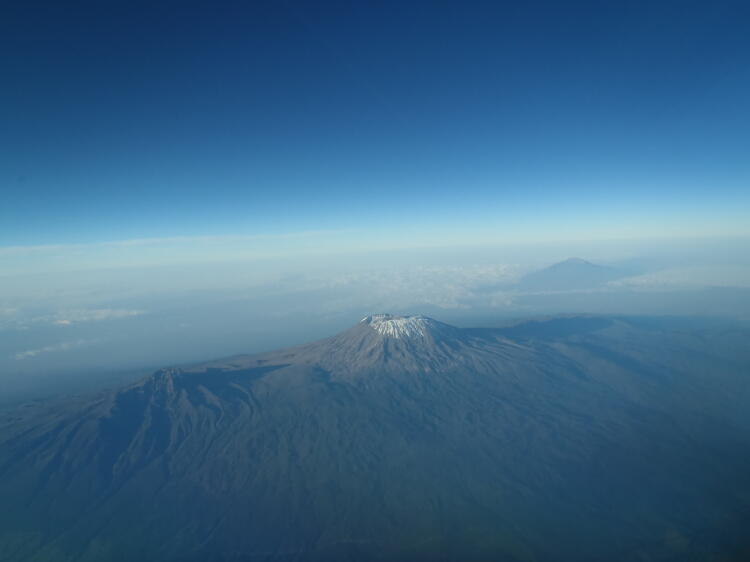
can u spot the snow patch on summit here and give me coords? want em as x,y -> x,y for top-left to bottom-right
361,314 -> 436,339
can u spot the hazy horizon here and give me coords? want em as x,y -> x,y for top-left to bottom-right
4,1 -> 750,392
3,233 -> 750,405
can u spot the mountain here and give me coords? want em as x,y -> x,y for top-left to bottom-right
517,258 -> 626,292
1,314 -> 750,562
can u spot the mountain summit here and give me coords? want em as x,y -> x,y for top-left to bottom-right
360,314 -> 454,340
238,314 -> 493,377
518,257 -> 624,291
1,315 -> 749,562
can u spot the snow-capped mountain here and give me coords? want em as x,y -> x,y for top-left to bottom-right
1,315 -> 749,562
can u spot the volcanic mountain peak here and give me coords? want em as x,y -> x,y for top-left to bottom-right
360,314 -> 454,340
1,316 -> 749,562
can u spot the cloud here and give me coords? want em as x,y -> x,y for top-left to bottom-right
0,230 -> 348,255
607,265 -> 750,290
0,230 -> 357,276
0,308 -> 146,331
52,309 -> 146,324
292,264 -> 524,312
14,339 -> 96,360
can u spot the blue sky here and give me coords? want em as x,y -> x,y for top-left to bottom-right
2,0 -> 749,248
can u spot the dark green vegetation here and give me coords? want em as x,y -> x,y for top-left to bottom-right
1,315 -> 749,561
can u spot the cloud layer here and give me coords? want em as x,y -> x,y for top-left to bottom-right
15,339 -> 96,361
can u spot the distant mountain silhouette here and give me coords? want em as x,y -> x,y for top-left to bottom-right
518,258 -> 626,292
1,315 -> 749,562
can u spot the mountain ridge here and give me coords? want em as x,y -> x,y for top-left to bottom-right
1,314 -> 749,562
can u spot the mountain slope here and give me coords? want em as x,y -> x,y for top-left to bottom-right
1,315 -> 749,562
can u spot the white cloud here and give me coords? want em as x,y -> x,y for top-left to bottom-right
52,309 -> 146,324
293,264 -> 524,311
0,230 -> 357,276
14,339 -> 96,361
0,308 -> 146,331
608,265 -> 750,290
